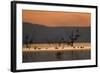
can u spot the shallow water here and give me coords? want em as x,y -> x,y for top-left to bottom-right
23,50 -> 90,63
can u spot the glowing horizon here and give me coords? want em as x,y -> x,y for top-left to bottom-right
22,10 -> 91,27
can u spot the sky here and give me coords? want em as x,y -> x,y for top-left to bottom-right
22,10 -> 91,27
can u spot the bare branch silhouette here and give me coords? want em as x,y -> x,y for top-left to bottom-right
67,29 -> 80,47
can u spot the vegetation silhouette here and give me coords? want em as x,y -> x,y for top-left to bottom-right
23,22 -> 91,50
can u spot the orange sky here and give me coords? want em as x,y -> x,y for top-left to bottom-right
22,10 -> 91,27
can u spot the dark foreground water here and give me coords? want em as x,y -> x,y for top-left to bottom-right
23,50 -> 90,63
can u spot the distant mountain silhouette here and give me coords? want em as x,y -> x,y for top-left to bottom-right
23,22 -> 90,44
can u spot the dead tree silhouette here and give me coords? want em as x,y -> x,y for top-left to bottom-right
67,29 -> 80,47
24,35 -> 33,49
24,35 -> 29,48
